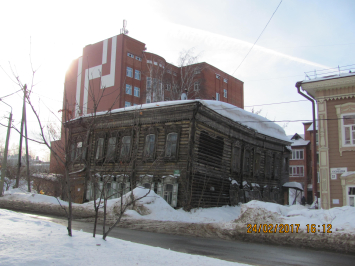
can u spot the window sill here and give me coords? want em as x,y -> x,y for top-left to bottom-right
339,146 -> 355,156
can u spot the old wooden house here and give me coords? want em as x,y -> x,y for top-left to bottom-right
66,100 -> 291,208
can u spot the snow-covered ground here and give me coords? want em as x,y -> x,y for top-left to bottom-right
2,185 -> 355,235
0,208 -> 250,266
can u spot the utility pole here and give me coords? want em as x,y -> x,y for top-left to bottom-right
24,88 -> 31,192
15,84 -> 27,188
0,101 -> 12,196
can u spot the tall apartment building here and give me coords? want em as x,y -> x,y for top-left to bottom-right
64,33 -> 244,118
50,33 -> 244,173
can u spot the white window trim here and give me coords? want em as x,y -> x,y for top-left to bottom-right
127,53 -> 134,58
216,74 -> 220,79
216,92 -> 220,101
134,70 -> 141,80
147,60 -> 152,64
125,84 -> 132,95
126,67 -> 133,78
135,56 -> 142,61
291,149 -> 304,160
223,89 -> 227,98
134,87 -> 140,97
223,78 -> 228,83
341,113 -> 355,147
346,185 -> 355,207
289,165 -> 304,177
125,101 -> 131,107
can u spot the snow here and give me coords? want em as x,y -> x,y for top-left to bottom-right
283,182 -> 304,191
302,71 -> 355,83
0,209 -> 250,266
3,186 -> 355,235
341,171 -> 355,177
74,100 -> 290,142
290,138 -> 309,146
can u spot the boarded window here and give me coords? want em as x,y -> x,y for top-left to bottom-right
165,132 -> 178,157
243,149 -> 251,174
231,146 -> 241,173
120,136 -> 131,158
95,138 -> 105,160
144,134 -> 155,158
106,137 -> 116,162
254,152 -> 261,176
197,131 -> 224,168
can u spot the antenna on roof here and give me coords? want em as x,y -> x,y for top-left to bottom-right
120,20 -> 129,35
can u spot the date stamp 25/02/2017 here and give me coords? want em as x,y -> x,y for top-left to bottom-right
246,224 -> 333,234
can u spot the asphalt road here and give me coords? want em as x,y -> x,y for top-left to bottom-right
20,211 -> 355,266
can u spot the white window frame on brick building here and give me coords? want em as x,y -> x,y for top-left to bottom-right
289,166 -> 304,177
125,101 -> 131,107
125,84 -> 132,95
194,82 -> 199,91
134,87 -> 140,97
223,78 -> 228,83
291,149 -> 304,160
147,60 -> 152,64
135,56 -> 142,61
134,70 -> 141,80
127,53 -> 134,58
126,67 -> 133,78
216,92 -> 220,101
216,74 -> 220,79
146,77 -> 152,89
223,89 -> 227,98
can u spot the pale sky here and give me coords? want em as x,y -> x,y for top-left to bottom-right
1,0 -> 354,160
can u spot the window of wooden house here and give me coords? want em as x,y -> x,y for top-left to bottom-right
95,138 -> 105,160
243,149 -> 251,174
342,114 -> 355,146
254,151 -> 261,176
120,136 -> 131,159
106,137 -> 117,162
144,134 -> 155,158
70,143 -> 75,162
165,132 -> 178,158
144,183 -> 151,189
273,154 -> 281,179
164,184 -> 173,204
265,153 -> 272,178
231,145 -> 241,173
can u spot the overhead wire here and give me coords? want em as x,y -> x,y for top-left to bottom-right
231,0 -> 283,76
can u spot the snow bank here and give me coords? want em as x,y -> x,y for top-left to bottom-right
235,200 -> 355,233
0,209 -> 250,266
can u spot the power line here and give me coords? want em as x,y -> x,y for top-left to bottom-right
232,0 -> 283,75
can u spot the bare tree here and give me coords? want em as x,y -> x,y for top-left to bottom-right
143,48 -> 204,102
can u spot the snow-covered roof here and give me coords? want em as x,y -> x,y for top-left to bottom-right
288,134 -> 309,147
290,139 -> 310,147
307,122 -> 318,131
302,72 -> 355,84
77,100 -> 290,142
283,182 -> 304,191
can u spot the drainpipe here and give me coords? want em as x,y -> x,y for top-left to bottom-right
296,81 -> 318,208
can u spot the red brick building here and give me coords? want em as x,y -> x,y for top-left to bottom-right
288,122 -> 319,204
50,33 -> 244,173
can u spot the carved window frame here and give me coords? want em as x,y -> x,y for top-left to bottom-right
105,131 -> 119,164
119,129 -> 134,163
335,102 -> 355,155
243,146 -> 251,176
94,132 -> 106,165
143,127 -> 158,161
264,151 -> 272,179
164,126 -> 181,161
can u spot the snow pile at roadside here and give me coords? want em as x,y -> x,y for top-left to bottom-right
235,200 -> 355,233
0,209 -> 250,266
95,187 -> 242,223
